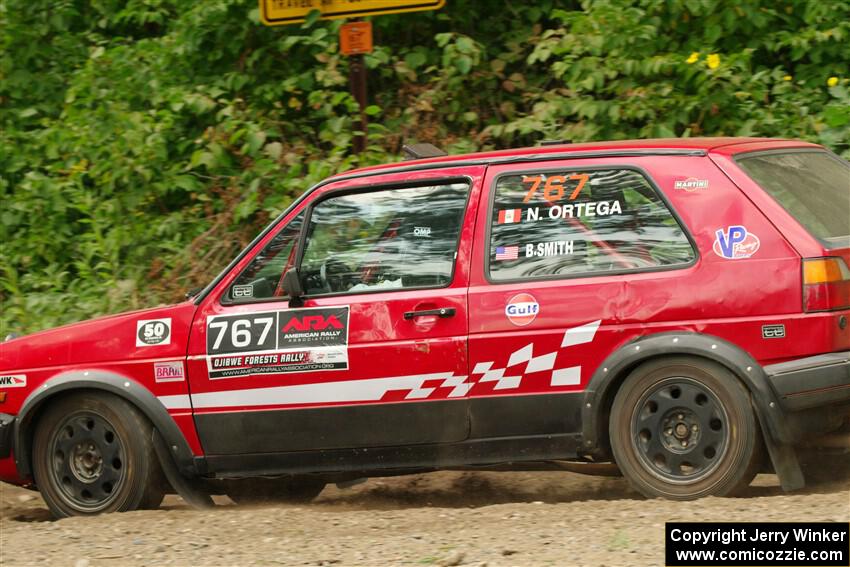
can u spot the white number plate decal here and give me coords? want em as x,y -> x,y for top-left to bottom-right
205,307 -> 349,379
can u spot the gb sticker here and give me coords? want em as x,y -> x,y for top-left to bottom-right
136,318 -> 172,347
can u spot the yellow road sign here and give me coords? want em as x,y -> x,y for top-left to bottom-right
259,0 -> 445,26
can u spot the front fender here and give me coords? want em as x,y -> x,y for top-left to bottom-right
14,370 -> 198,478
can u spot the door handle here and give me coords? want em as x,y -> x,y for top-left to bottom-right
403,307 -> 456,320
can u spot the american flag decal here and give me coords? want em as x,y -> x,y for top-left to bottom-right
497,209 -> 522,224
495,246 -> 519,260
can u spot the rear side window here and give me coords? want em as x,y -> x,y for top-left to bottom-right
736,150 -> 850,247
488,168 -> 695,281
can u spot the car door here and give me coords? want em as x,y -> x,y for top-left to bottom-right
466,158 -> 698,440
186,166 -> 484,460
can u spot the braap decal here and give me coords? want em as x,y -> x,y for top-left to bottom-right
206,306 -> 350,379
154,361 -> 185,382
713,225 -> 760,259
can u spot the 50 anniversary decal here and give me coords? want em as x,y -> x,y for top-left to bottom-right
206,306 -> 350,379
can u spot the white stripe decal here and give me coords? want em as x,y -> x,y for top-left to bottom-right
551,366 -> 581,386
187,372 -> 466,410
159,394 -> 192,410
160,321 -> 604,411
561,319 -> 601,348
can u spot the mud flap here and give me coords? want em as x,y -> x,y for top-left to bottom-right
152,430 -> 215,509
761,428 -> 805,491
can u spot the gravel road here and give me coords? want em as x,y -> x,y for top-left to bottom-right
2,461 -> 848,567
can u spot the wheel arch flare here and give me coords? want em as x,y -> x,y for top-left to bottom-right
13,370 -> 197,479
580,331 -> 805,491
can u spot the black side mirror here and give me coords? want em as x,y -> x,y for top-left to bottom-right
282,267 -> 305,307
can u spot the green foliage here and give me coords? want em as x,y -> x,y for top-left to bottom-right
1,0 -> 848,334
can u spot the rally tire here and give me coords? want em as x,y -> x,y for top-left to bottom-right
225,477 -> 326,505
609,356 -> 763,500
32,392 -> 166,517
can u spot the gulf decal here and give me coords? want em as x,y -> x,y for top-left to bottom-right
505,293 -> 539,326
497,209 -> 522,224
713,226 -> 760,260
205,306 -> 350,379
160,320 -> 603,411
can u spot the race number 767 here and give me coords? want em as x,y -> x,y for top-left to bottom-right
208,315 -> 275,353
522,173 -> 589,203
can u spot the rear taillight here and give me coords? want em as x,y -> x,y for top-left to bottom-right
803,257 -> 850,312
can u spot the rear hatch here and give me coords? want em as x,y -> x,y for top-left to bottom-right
734,148 -> 850,269
733,148 -> 850,350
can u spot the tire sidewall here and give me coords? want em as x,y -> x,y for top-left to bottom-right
32,393 -> 155,517
610,357 -> 760,499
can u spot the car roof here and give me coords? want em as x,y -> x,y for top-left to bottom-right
332,137 -> 821,179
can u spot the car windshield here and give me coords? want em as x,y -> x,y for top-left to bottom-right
735,150 -> 850,247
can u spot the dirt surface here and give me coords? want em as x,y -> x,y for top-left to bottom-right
2,464 -> 848,567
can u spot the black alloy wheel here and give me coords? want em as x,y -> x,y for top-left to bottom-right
610,356 -> 763,500
32,392 -> 165,517
49,411 -> 127,511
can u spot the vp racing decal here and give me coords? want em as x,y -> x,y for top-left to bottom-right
206,306 -> 350,379
713,226 -> 760,259
136,318 -> 171,347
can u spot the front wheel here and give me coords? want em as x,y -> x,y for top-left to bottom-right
32,392 -> 165,517
609,356 -> 763,500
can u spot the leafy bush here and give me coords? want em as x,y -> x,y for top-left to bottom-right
1,0 -> 848,334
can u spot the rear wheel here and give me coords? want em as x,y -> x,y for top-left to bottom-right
609,356 -> 763,500
32,392 -> 165,517
225,477 -> 325,505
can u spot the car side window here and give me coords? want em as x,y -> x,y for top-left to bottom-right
226,212 -> 304,302
488,168 -> 695,281
300,183 -> 469,295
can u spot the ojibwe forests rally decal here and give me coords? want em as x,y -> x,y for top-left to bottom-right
205,306 -> 350,379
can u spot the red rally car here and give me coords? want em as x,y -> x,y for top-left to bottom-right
1,137 -> 849,517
